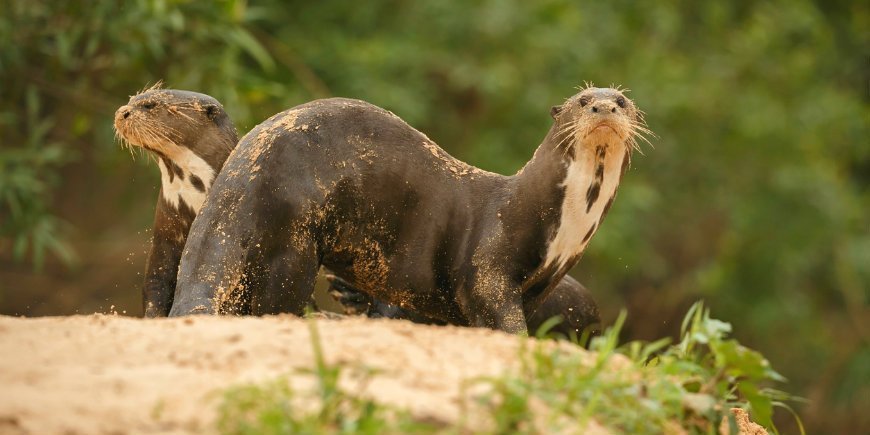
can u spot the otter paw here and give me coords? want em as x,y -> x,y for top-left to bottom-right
325,274 -> 372,315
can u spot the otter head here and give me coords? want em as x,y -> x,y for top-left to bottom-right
114,85 -> 238,212
550,86 -> 649,157
114,86 -> 237,166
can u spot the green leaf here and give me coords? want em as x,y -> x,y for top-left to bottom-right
534,315 -> 564,339
738,381 -> 774,429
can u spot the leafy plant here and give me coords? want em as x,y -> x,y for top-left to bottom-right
476,301 -> 803,434
0,86 -> 74,269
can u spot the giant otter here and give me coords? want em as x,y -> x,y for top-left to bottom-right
169,86 -> 647,334
113,85 -> 238,317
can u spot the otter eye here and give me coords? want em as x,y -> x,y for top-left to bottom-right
579,97 -> 589,107
205,104 -> 219,119
616,96 -> 626,108
142,102 -> 157,110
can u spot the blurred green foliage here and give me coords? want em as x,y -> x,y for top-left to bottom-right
0,0 -> 866,432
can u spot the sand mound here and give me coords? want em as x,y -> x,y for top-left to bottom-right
0,314 -> 542,434
0,315 -> 764,434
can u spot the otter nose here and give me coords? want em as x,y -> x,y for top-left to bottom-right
115,105 -> 131,121
591,102 -> 617,114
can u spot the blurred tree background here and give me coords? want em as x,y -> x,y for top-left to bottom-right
0,0 -> 866,431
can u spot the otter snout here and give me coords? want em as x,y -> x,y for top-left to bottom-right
590,101 -> 618,114
114,105 -> 132,123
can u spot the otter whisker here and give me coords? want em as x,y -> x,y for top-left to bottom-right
126,142 -> 136,161
630,125 -> 655,141
553,125 -> 577,145
133,80 -> 165,99
161,123 -> 184,140
574,81 -> 595,93
554,127 -> 582,153
554,124 -> 578,143
554,119 -> 584,142
167,106 -> 196,123
138,124 -> 167,154
552,121 -> 585,158
610,84 -> 632,94
628,121 -> 655,149
115,127 -> 137,161
147,120 -> 183,144
137,121 -> 181,154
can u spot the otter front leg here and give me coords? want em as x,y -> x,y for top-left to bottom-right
461,281 -> 528,334
142,233 -> 183,317
251,243 -> 319,316
326,274 -> 374,315
142,200 -> 191,317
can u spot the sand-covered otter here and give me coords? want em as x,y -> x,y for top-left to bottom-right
170,86 -> 647,334
113,86 -> 237,317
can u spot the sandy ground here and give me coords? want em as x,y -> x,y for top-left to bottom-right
0,315 -> 765,435
0,314 -> 560,434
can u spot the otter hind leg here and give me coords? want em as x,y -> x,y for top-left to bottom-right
250,243 -> 319,316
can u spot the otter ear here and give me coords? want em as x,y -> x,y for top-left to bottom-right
204,104 -> 220,121
550,105 -> 563,119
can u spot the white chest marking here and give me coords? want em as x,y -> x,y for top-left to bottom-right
544,148 -> 624,269
157,148 -> 214,213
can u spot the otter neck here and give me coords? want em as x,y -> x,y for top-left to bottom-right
155,138 -> 234,214
511,125 -> 630,270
